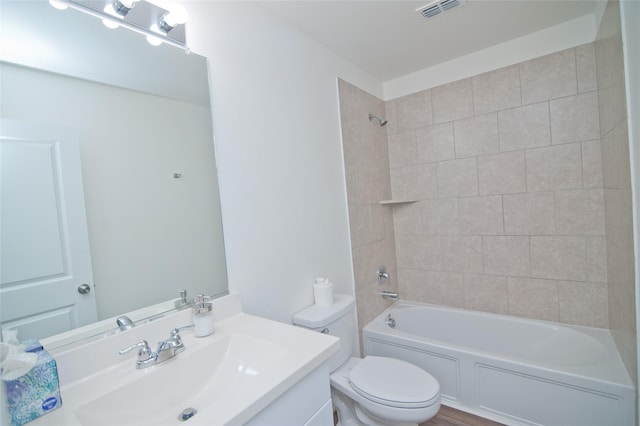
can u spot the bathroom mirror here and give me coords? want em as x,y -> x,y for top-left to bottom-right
0,1 -> 228,347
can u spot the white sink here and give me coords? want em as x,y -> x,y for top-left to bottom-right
75,334 -> 287,426
30,294 -> 339,426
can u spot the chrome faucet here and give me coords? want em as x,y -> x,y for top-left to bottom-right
380,291 -> 398,300
119,325 -> 193,369
116,315 -> 135,330
174,289 -> 195,310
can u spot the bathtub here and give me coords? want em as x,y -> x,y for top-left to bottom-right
363,301 -> 635,426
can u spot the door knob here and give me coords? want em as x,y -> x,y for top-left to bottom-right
77,283 -> 91,294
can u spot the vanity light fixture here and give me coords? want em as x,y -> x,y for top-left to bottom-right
102,0 -> 139,29
49,0 -> 69,10
111,0 -> 138,17
158,4 -> 188,32
50,0 -> 188,50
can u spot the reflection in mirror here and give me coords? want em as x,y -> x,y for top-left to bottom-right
0,1 -> 228,348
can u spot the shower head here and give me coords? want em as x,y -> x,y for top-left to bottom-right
368,113 -> 388,127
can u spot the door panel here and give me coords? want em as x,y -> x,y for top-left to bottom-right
1,119 -> 97,340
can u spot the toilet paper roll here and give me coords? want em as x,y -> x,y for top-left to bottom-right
313,280 -> 334,307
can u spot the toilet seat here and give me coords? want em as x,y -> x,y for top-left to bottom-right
348,356 -> 440,409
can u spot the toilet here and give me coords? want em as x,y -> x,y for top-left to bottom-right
293,294 -> 440,426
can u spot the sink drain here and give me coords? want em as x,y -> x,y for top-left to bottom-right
178,408 -> 197,421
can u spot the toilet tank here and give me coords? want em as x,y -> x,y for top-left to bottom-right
292,293 -> 355,372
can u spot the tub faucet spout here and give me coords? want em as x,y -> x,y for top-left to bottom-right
380,291 -> 398,300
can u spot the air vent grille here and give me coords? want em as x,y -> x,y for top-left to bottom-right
416,0 -> 465,20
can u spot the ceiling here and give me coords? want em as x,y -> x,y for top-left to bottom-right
257,0 -> 601,82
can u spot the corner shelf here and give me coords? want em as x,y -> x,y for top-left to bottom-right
379,199 -> 418,205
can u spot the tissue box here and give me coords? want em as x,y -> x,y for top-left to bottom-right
3,341 -> 62,426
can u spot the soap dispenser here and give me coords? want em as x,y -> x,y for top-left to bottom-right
192,295 -> 214,337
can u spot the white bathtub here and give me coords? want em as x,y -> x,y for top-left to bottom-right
363,301 -> 635,426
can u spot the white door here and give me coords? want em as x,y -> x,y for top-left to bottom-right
1,119 -> 97,340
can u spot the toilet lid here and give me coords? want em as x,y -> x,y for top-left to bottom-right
348,356 -> 439,409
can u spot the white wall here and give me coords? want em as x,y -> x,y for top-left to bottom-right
384,14 -> 598,100
185,2 -> 383,323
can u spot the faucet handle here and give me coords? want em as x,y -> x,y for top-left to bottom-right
166,325 -> 193,354
170,324 -> 194,337
119,340 -> 152,359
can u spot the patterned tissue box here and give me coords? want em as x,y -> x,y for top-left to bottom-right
3,341 -> 62,426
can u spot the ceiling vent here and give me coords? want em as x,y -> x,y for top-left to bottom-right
416,0 -> 465,20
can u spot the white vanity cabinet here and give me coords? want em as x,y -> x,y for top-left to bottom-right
244,362 -> 334,426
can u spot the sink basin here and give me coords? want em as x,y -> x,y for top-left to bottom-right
75,334 -> 287,426
31,300 -> 339,426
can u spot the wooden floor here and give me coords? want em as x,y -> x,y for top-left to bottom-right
420,406 -> 504,426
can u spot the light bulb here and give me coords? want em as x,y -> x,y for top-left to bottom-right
49,0 -> 68,10
146,34 -> 163,46
102,18 -> 119,29
162,4 -> 188,27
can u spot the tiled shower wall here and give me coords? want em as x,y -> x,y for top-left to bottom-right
339,41 -> 616,342
384,43 -> 608,327
595,0 -> 636,384
338,80 -> 400,341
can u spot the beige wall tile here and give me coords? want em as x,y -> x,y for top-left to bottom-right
555,189 -> 605,235
437,158 -> 478,197
464,274 -> 508,314
453,113 -> 499,158
525,143 -> 583,191
606,242 -> 635,321
341,37 -> 631,339
507,277 -> 559,322
352,242 -> 383,290
388,131 -> 417,168
432,78 -> 474,124
601,121 -> 631,189
503,192 -> 556,235
395,90 -> 433,132
478,150 -> 526,195
586,236 -> 607,283
345,166 -> 377,205
338,79 -> 373,134
460,196 -> 504,235
390,163 -> 438,200
441,236 -> 483,274
472,65 -> 521,114
483,236 -> 530,276
423,271 -> 465,308
384,99 -> 399,136
550,92 -> 600,144
421,198 -> 460,235
530,236 -> 586,281
604,188 -> 634,254
397,268 -> 428,302
598,81 -> 628,138
348,205 -> 370,249
416,123 -> 455,163
582,140 -> 604,188
370,204 -> 394,242
498,102 -> 550,152
595,2 -> 627,136
520,48 -> 577,104
392,201 -> 423,235
576,43 -> 597,93
395,235 -> 441,270
559,281 -> 608,327
596,0 -> 634,379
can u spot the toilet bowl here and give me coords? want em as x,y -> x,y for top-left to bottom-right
292,294 -> 440,426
